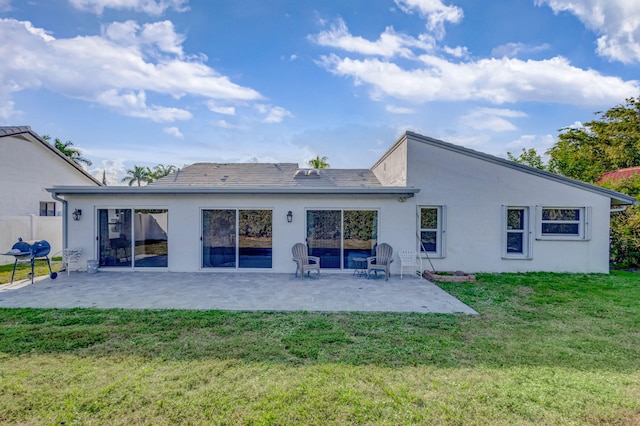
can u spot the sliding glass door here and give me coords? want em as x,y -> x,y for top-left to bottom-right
202,209 -> 272,268
306,210 -> 378,269
98,208 -> 168,268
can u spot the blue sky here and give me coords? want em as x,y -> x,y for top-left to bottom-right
1,0 -> 639,184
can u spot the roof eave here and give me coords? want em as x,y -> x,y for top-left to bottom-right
47,186 -> 420,198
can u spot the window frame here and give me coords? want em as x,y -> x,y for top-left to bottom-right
39,201 -> 56,217
502,205 -> 532,259
535,206 -> 591,241
418,205 -> 446,258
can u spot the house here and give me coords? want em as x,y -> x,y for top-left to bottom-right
47,131 -> 635,274
0,126 -> 101,263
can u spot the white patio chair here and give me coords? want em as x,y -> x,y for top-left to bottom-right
398,249 -> 422,279
62,247 -> 83,275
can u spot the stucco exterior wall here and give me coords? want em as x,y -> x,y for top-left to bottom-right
402,136 -> 612,273
371,137 -> 408,186
63,194 -> 413,273
0,135 -> 98,216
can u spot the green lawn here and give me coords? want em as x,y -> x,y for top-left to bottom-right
0,258 -> 62,284
0,272 -> 639,424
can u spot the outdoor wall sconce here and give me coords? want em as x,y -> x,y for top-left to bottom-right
287,211 -> 293,223
72,209 -> 82,221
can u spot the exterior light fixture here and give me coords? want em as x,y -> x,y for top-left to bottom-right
72,209 -> 82,221
287,211 -> 293,223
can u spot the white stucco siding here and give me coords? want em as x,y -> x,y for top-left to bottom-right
0,135 -> 97,216
63,194 -> 414,273
404,139 -> 612,273
371,138 -> 408,186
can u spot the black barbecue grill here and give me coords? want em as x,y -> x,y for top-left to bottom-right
3,238 -> 58,284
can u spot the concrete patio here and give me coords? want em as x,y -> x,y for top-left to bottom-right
0,271 -> 477,314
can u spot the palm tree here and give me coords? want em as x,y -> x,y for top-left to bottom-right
308,155 -> 330,169
151,164 -> 177,180
42,135 -> 92,167
121,165 -> 153,186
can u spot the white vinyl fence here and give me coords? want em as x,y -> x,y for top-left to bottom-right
0,216 -> 62,265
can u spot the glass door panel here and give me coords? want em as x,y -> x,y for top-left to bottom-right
343,210 -> 378,269
306,210 -> 341,269
202,209 -> 236,268
134,209 -> 168,267
98,209 -> 132,267
239,210 -> 272,268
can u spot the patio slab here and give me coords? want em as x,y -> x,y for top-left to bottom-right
0,272 -> 477,314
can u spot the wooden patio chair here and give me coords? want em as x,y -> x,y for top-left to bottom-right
292,243 -> 320,279
367,243 -> 394,280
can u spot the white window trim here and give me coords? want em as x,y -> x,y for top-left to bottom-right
418,205 -> 446,259
535,206 -> 591,241
501,205 -> 533,260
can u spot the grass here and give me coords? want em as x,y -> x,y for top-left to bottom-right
0,258 -> 63,284
0,272 -> 639,424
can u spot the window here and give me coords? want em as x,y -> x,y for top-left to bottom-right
419,206 -> 445,257
40,202 -> 56,216
503,206 -> 531,259
537,207 -> 590,240
202,209 -> 272,268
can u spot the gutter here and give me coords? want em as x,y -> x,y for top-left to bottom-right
50,191 -> 68,249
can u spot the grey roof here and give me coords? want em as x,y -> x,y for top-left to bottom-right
375,131 -> 636,206
0,126 -> 102,186
150,163 -> 384,188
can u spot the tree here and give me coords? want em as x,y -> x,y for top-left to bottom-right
308,155 -> 330,169
506,148 -> 547,170
121,166 -> 153,186
546,97 -> 640,183
42,135 -> 92,167
151,164 -> 177,180
600,176 -> 640,267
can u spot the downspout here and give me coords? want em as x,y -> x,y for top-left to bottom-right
50,192 -> 68,249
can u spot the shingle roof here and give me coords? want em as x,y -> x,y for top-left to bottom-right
598,166 -> 640,184
149,163 -> 383,188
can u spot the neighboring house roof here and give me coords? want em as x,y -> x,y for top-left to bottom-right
0,126 -> 102,186
598,166 -> 640,184
150,163 -> 383,188
376,131 -> 636,206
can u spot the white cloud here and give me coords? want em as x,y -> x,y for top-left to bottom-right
504,134 -> 555,160
69,0 -> 189,15
491,42 -> 550,58
442,45 -> 469,58
0,18 -> 262,122
256,104 -> 293,123
96,89 -> 192,121
212,119 -> 236,128
538,0 -> 640,63
163,126 -> 183,138
318,53 -> 639,106
394,0 -> 463,38
88,158 -> 127,186
309,17 -> 435,58
386,104 -> 415,114
206,101 -> 235,115
461,108 -> 526,132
